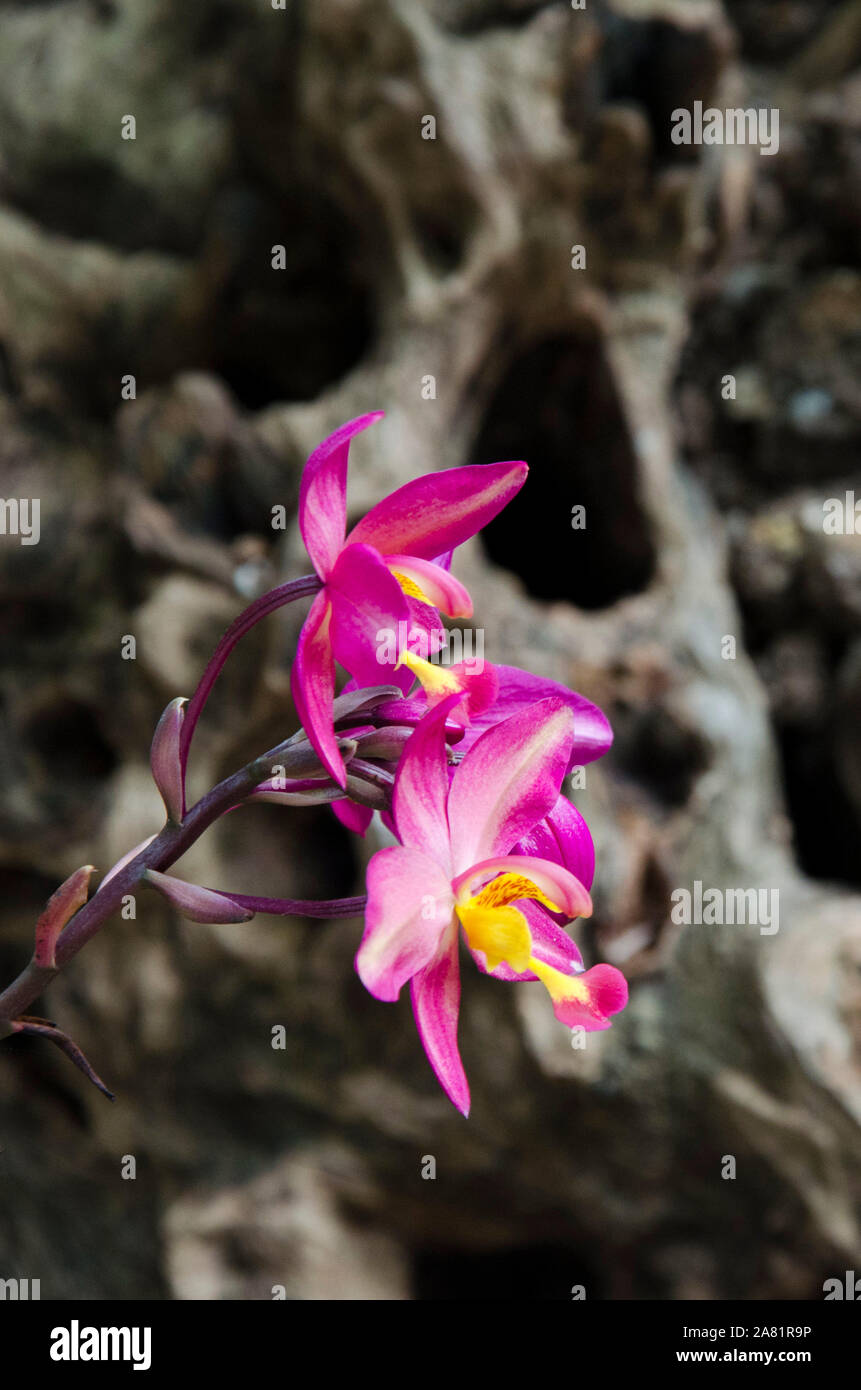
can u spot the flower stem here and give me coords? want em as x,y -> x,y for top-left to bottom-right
179,573 -> 322,780
207,892 -> 366,918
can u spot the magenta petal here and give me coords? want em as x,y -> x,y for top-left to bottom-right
299,413 -> 383,579
410,918 -> 469,1115
291,590 -> 345,787
392,695 -> 460,869
525,904 -> 586,973
550,963 -> 629,1030
327,543 -> 410,687
332,798 -> 373,835
403,596 -> 447,661
515,794 -> 596,891
355,846 -> 454,1001
346,461 -> 528,561
445,660 -> 499,723
447,698 -> 575,872
457,665 -> 612,769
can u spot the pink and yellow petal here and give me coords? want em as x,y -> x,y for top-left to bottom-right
530,959 -> 629,1031
457,900 -> 532,974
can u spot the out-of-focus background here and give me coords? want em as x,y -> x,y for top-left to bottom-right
0,0 -> 860,1301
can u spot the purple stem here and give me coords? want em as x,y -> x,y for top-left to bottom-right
179,573 -> 322,780
209,892 -> 366,918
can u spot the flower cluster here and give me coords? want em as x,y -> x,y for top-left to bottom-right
0,412 -> 627,1114
292,413 -> 627,1114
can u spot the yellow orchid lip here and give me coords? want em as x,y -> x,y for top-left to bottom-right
456,898 -> 533,974
455,867 -> 566,978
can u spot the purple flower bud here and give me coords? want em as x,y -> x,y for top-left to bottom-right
33,865 -> 95,969
249,779 -> 346,806
348,726 -> 417,760
143,869 -> 255,923
150,697 -> 187,823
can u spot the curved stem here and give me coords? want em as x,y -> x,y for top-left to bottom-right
179,573 -> 322,780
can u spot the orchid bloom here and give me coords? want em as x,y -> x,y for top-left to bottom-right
355,695 -> 628,1114
292,412 -> 527,787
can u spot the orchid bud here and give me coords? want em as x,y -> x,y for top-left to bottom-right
330,685 -> 402,725
250,780 -> 346,806
150,697 -> 187,823
33,865 -> 95,969
348,725 -> 416,760
143,870 -> 255,923
254,736 -> 358,783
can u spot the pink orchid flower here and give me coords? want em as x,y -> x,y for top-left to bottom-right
292,412 -> 527,787
355,695 -> 628,1114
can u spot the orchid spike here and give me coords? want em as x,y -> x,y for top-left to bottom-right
355,695 -> 628,1114
292,413 -> 527,788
